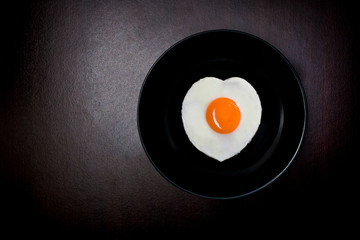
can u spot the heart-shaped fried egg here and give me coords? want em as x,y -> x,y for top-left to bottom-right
181,77 -> 262,162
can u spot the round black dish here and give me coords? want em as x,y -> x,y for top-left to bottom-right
137,30 -> 307,199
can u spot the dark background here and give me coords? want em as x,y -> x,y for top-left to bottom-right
1,0 -> 358,237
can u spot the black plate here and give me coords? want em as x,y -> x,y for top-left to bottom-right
137,30 -> 307,199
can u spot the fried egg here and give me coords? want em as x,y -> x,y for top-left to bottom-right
181,77 -> 262,162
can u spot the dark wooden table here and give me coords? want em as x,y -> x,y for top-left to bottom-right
1,0 -> 358,237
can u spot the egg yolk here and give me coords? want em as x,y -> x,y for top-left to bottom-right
206,97 -> 241,134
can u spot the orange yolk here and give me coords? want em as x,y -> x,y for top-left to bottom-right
206,97 -> 241,134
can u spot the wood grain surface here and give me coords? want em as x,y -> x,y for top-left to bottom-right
1,0 -> 358,237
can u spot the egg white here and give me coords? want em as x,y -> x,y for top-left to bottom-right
181,77 -> 262,162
